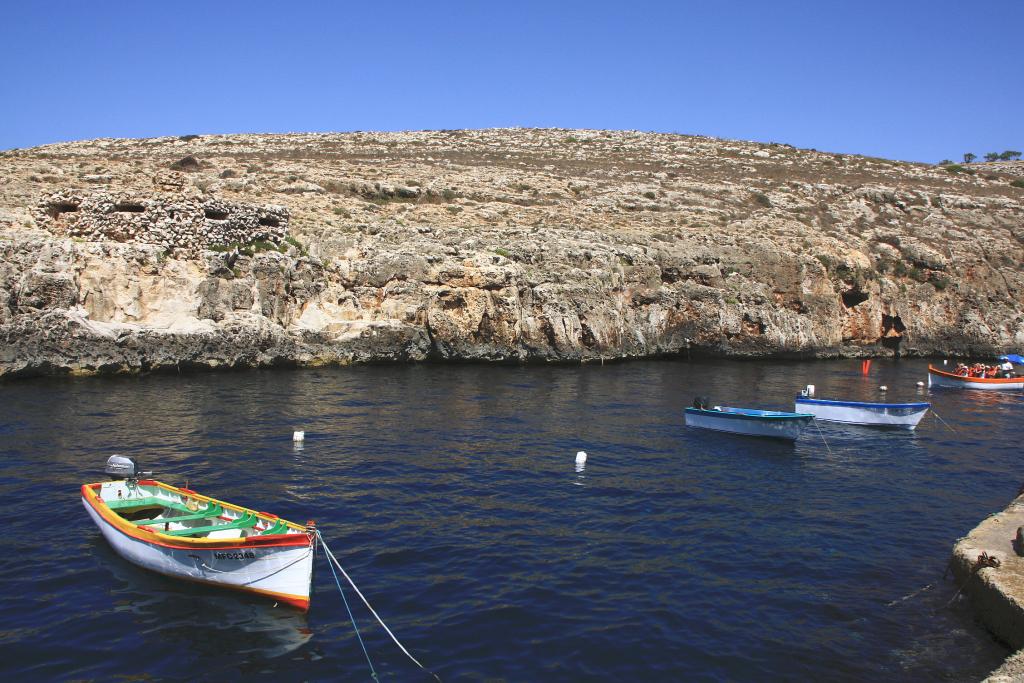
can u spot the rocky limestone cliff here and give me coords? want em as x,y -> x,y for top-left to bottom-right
1,128 -> 1023,377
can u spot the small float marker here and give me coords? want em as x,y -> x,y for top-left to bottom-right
293,430 -> 305,442
575,451 -> 587,466
916,381 -> 925,387
879,385 -> 888,392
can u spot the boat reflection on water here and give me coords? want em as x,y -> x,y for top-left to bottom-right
93,540 -> 313,660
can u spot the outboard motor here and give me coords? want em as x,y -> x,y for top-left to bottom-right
105,454 -> 140,480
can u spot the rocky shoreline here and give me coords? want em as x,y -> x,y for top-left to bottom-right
2,129 -> 1023,378
951,495 -> 1024,682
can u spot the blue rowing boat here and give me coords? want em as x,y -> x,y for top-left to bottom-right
684,406 -> 814,440
794,397 -> 930,430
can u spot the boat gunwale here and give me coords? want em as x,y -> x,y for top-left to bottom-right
684,407 -> 814,421
81,481 -> 310,550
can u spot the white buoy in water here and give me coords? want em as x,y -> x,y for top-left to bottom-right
576,451 -> 587,465
293,430 -> 305,442
944,359 -> 948,365
879,385 -> 888,392
916,381 -> 925,387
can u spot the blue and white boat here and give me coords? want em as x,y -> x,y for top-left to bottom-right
794,396 -> 930,430
684,406 -> 814,440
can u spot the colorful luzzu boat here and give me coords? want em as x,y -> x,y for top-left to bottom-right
927,365 -> 1024,391
82,456 -> 315,610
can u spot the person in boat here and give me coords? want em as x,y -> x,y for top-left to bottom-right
969,363 -> 985,378
955,363 -> 969,376
984,365 -> 998,378
1001,360 -> 1016,378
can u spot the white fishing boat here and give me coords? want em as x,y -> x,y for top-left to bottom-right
82,456 -> 315,610
794,397 -> 930,430
684,406 -> 814,440
928,365 -> 1024,391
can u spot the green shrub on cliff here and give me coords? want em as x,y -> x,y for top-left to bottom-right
284,235 -> 308,256
943,164 -> 975,175
208,239 -> 286,257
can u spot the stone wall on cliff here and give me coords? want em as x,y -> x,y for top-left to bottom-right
34,171 -> 289,256
0,129 -> 1022,377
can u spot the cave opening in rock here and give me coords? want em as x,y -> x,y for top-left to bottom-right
114,202 -> 146,213
204,209 -> 230,220
880,334 -> 903,350
881,314 -> 906,334
841,288 -> 869,308
46,202 -> 79,219
258,216 -> 280,228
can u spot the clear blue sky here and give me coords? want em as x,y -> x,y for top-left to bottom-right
1,1 -> 1020,162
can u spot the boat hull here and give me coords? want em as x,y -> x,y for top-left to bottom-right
684,407 -> 813,440
82,484 -> 314,610
794,398 -> 930,430
928,365 -> 1024,391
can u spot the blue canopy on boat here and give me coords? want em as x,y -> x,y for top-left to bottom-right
999,354 -> 1024,364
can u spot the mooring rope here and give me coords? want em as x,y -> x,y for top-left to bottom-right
885,583 -> 933,608
945,552 -> 1001,607
812,420 -> 833,456
931,408 -> 956,433
318,533 -> 379,682
316,530 -> 442,682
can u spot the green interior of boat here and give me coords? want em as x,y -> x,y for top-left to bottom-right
135,503 -> 224,526
105,493 -> 290,536
164,511 -> 258,537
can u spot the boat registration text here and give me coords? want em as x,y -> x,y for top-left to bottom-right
213,551 -> 256,560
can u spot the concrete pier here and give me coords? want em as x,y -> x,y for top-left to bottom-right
951,495 -> 1024,680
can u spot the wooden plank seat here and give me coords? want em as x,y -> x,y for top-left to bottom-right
135,503 -> 224,526
163,511 -> 259,537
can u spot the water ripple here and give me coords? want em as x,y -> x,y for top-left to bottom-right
0,359 -> 1016,680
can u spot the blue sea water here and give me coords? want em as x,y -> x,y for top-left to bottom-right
0,358 -> 1018,681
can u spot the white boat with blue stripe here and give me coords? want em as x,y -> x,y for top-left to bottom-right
684,406 -> 814,440
794,397 -> 930,430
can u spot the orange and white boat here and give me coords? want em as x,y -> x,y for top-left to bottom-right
927,365 -> 1024,391
82,456 -> 314,610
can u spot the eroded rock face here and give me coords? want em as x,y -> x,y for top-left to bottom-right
1,128 -> 1023,377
